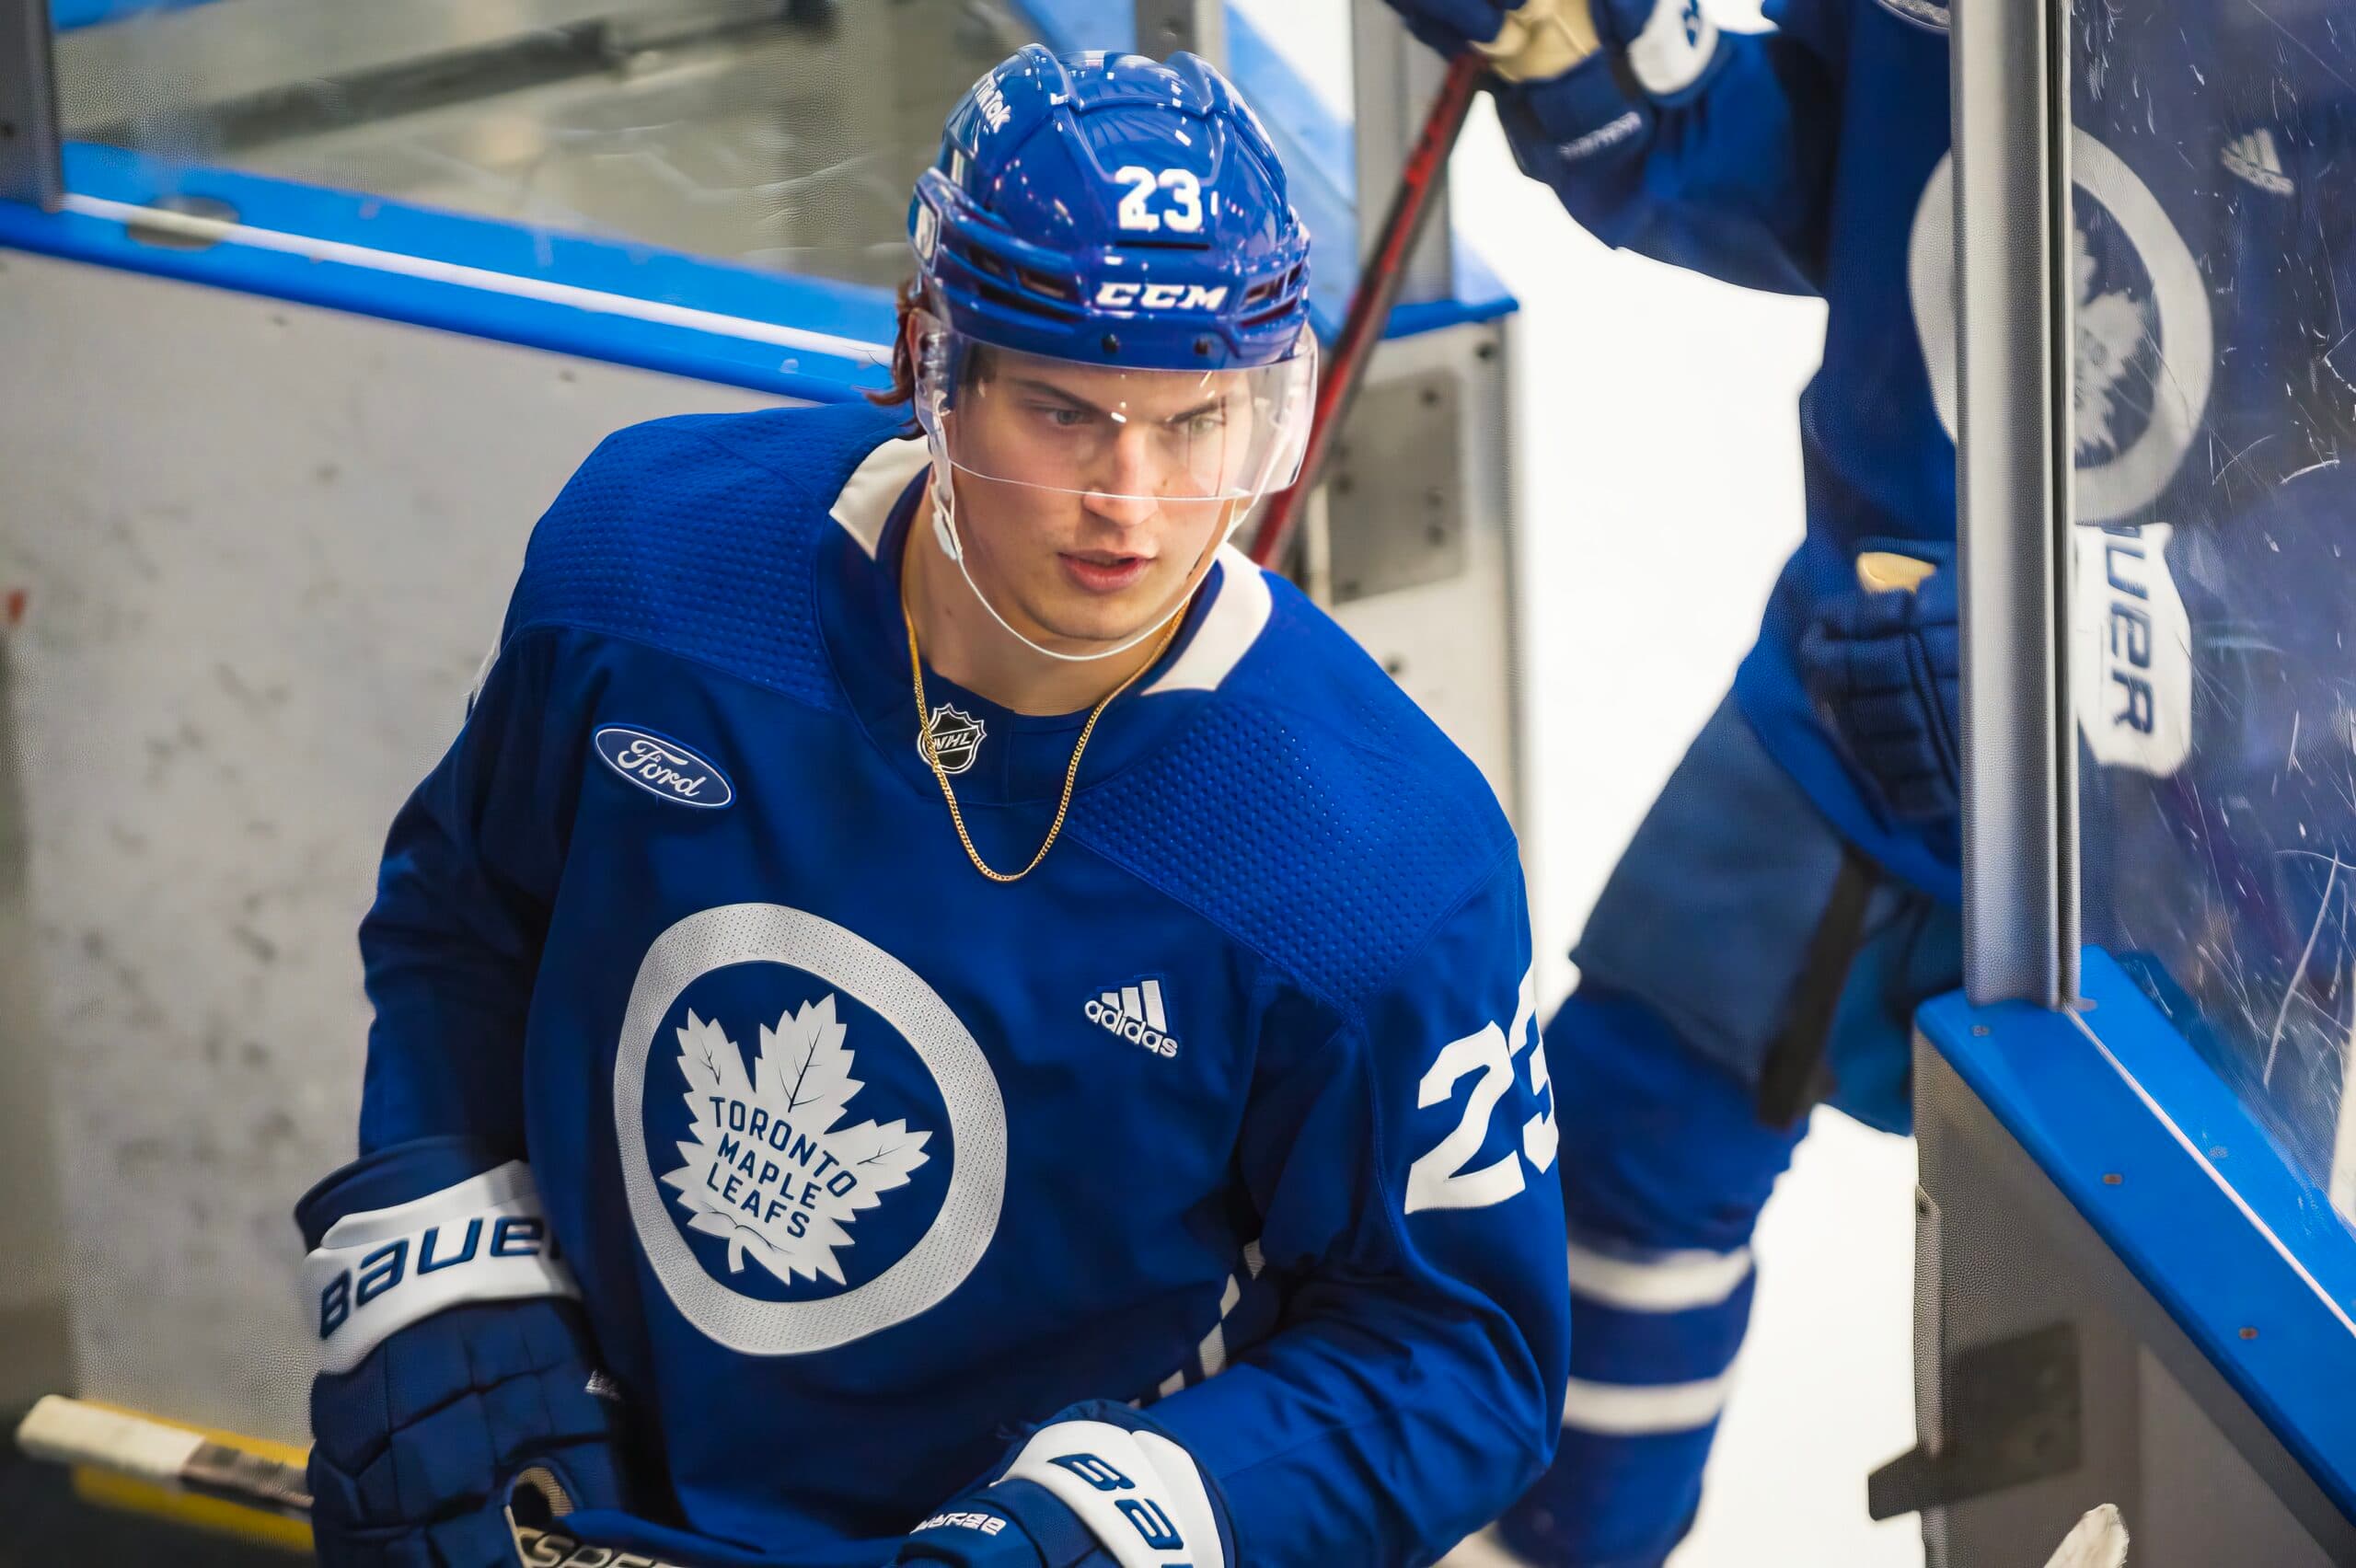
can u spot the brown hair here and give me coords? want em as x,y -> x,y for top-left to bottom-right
869,277 -> 925,408
868,277 -> 1000,409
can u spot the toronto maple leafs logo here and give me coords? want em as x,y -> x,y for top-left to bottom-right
1908,133 -> 2212,525
615,903 -> 1006,1356
2072,215 -> 2156,465
662,997 -> 932,1286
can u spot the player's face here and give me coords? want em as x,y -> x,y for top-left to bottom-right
947,356 -> 1260,648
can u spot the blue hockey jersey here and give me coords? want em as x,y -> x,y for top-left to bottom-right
352,398 -> 1569,1566
1493,0 -> 1964,900
1494,0 -> 2354,908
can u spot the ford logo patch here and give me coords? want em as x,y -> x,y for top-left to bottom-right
595,726 -> 733,810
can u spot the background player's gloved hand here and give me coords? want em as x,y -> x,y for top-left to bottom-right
890,1403 -> 1235,1568
298,1136 -> 632,1568
1378,0 -> 1600,81
1796,542 -> 1962,824
1378,0 -> 1519,56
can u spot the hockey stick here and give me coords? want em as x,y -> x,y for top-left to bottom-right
1248,0 -> 1593,571
2040,1504 -> 2130,1567
1248,46 -> 1486,570
13,1395 -> 699,1568
15,1394 -> 313,1519
1754,551 -> 1940,1126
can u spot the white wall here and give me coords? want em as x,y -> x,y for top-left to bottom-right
1229,4 -> 1925,1563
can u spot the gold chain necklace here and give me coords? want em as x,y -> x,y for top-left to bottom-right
903,583 -> 1183,882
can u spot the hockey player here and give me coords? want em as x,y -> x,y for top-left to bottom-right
294,43 -> 1568,1568
1364,2 -> 1967,1557
1375,0 -> 2281,1562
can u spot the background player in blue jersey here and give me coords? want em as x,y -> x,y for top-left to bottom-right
1376,0 -> 1963,1562
1381,0 -> 2313,1562
294,43 -> 1568,1568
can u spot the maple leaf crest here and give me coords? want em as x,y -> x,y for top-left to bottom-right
2073,215 -> 2154,462
658,996 -> 932,1286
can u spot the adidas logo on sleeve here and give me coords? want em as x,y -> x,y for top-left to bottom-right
1084,979 -> 1180,1059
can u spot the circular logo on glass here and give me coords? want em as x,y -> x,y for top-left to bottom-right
614,904 -> 1006,1355
1910,132 -> 2213,525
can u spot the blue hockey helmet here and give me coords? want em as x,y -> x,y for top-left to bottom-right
901,47 -> 1318,664
910,44 -> 1313,373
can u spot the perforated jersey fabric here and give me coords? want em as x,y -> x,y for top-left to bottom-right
506,398 -> 1515,1018
502,399 -> 916,713
1074,575 -> 1515,1012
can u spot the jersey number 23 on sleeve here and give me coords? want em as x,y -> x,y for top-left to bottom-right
1404,969 -> 1557,1215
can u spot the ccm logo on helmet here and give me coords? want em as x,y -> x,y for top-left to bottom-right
1094,282 -> 1230,312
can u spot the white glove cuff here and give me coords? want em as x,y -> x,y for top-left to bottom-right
303,1159 -> 581,1375
998,1420 -> 1226,1568
1624,0 -> 1720,96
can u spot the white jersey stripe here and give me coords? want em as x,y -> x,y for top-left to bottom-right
826,433 -> 931,558
1565,1237 -> 1754,1313
1197,1320 -> 1228,1379
1142,548 -> 1272,698
1559,1370 -> 1738,1435
1141,980 -> 1168,1032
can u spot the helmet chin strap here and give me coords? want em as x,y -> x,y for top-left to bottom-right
922,455 -> 1247,666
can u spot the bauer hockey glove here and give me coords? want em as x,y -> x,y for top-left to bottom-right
298,1136 -> 633,1568
1796,543 -> 1963,825
892,1402 -> 1236,1568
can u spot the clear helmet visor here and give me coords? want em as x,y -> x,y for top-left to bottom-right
912,315 -> 1317,663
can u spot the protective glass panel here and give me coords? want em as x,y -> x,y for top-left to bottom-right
50,0 -> 1037,288
2072,0 -> 2356,1216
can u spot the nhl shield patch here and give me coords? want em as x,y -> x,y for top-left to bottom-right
920,704 -> 986,776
